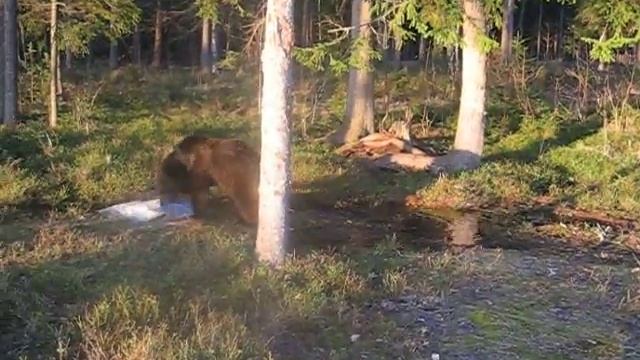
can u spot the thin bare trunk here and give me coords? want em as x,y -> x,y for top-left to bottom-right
435,0 -> 486,172
109,39 -> 118,69
557,5 -> 564,59
301,0 -> 313,46
4,0 -> 18,125
200,18 -> 212,74
211,23 -> 219,62
500,0 -> 515,63
49,0 -> 58,128
535,2 -> 543,60
56,53 -> 62,95
152,3 -> 163,68
133,26 -> 142,66
64,47 -> 72,70
330,0 -> 374,145
418,37 -> 426,63
256,0 -> 294,266
517,0 -> 527,36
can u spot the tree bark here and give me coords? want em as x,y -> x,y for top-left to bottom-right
438,0 -> 487,172
301,0 -> 314,46
200,18 -> 212,74
256,0 -> 294,266
418,37 -> 426,63
109,39 -> 118,70
330,0 -> 375,145
65,47 -> 72,70
56,53 -> 62,95
557,5 -> 564,59
535,1 -> 543,60
133,25 -> 142,66
500,0 -> 515,63
49,0 -> 58,128
517,0 -> 527,37
152,3 -> 163,68
3,0 -> 18,126
211,23 -> 220,63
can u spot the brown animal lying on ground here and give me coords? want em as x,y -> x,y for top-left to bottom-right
157,135 -> 260,224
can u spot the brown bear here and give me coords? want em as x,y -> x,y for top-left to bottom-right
157,135 -> 260,224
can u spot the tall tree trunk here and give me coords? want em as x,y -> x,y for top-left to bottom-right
56,53 -> 62,95
49,0 -> 58,128
65,47 -> 72,70
3,0 -> 18,126
557,5 -> 564,59
152,3 -> 163,68
517,0 -> 527,36
0,1 -> 4,124
436,0 -> 486,172
330,0 -> 374,145
211,23 -> 220,63
133,25 -> 142,66
418,37 -> 426,63
535,1 -> 543,60
500,0 -> 515,63
256,0 -> 294,266
301,0 -> 314,46
200,18 -> 212,74
109,39 -> 118,70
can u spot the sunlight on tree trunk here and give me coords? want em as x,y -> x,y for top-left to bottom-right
329,0 -> 374,145
152,3 -> 163,69
256,0 -> 294,266
211,24 -> 220,63
432,0 -> 486,172
4,0 -> 17,126
49,0 -> 58,128
200,18 -> 212,75
500,0 -> 515,63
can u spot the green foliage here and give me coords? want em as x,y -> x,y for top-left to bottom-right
577,0 -> 640,63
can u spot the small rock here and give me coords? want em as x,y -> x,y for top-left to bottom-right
350,334 -> 360,342
431,353 -> 440,360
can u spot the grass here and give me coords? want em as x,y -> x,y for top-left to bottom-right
1,60 -> 639,358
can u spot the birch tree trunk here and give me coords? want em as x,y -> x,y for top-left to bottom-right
49,0 -> 58,128
433,0 -> 486,172
329,0 -> 374,145
3,0 -> 18,126
200,18 -> 212,74
211,24 -> 219,63
500,0 -> 515,63
256,0 -> 294,266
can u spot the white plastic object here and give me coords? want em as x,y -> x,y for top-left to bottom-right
98,198 -> 193,222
